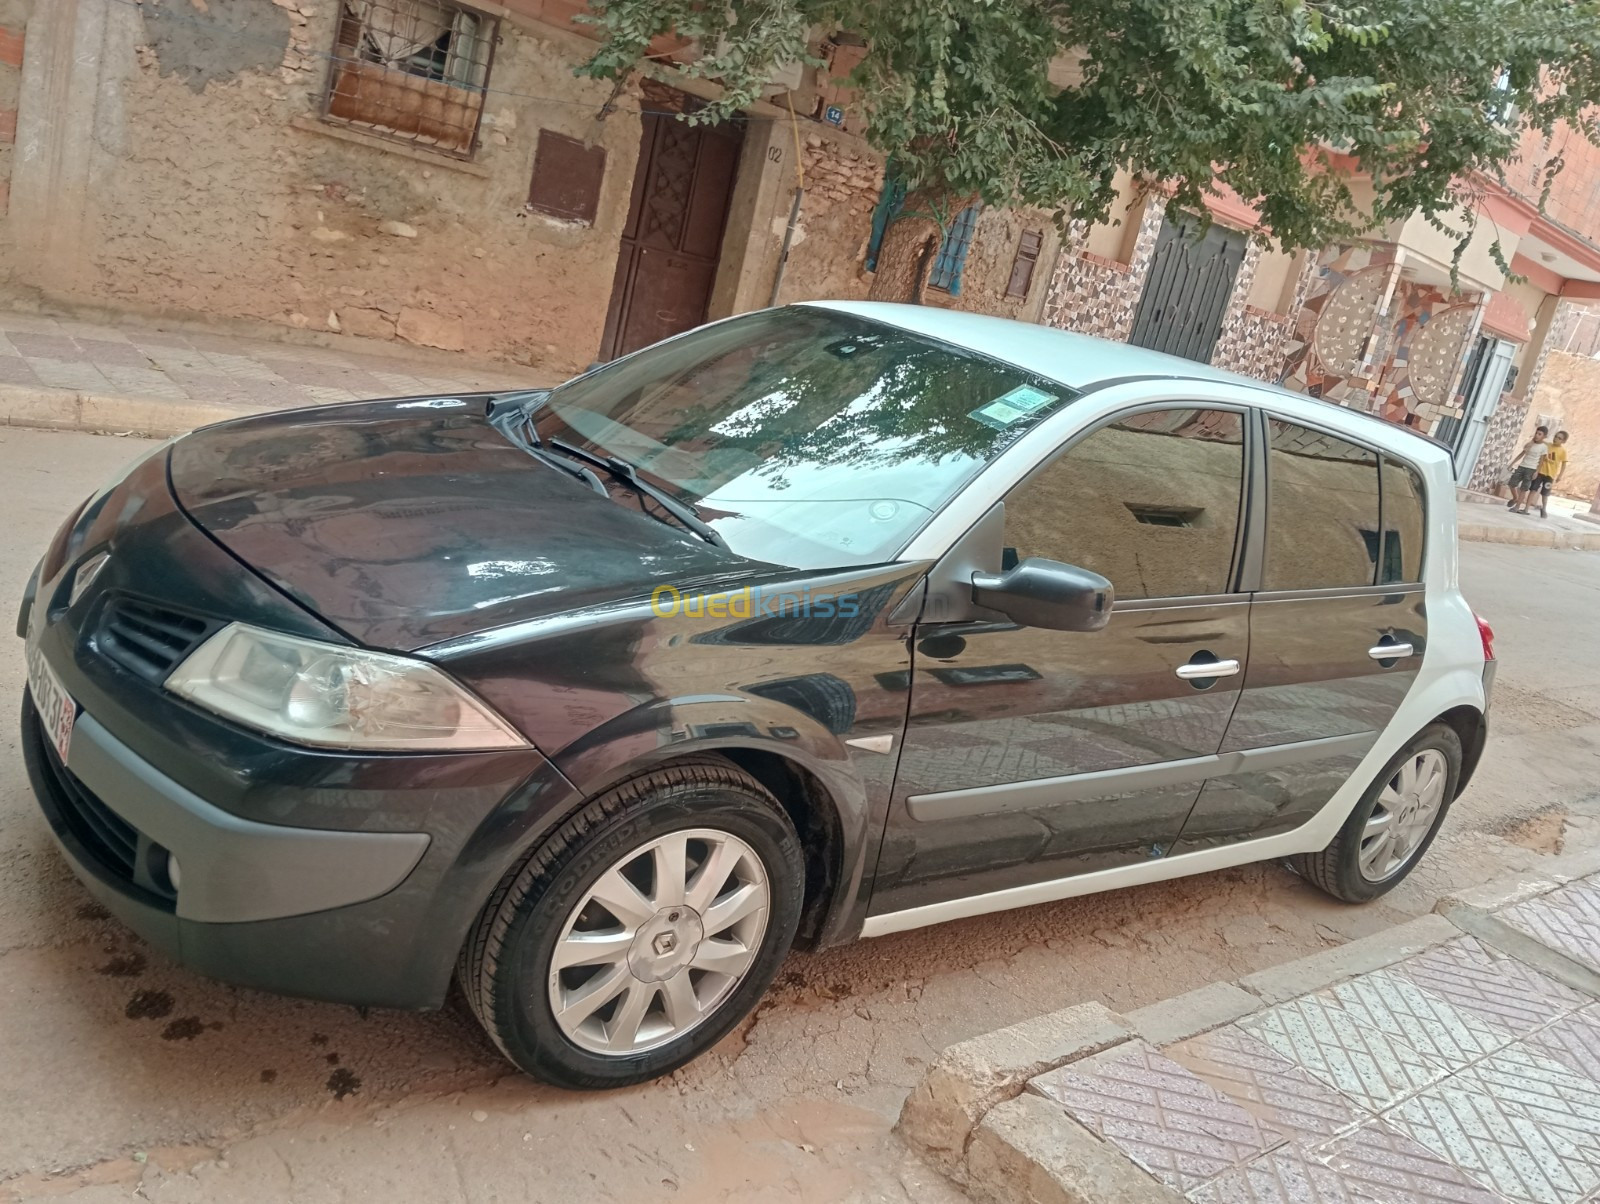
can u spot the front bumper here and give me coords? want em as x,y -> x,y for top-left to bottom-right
21,684 -> 577,1010
18,449 -> 583,1010
25,699 -> 430,925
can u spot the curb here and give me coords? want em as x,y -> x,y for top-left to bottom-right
0,383 -> 252,439
1457,520 -> 1600,550
896,1001 -> 1133,1178
899,865 -> 1600,1201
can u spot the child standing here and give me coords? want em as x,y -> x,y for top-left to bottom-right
1507,425 -> 1550,515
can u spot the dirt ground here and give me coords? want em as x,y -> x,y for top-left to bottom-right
2,428 -> 1597,1203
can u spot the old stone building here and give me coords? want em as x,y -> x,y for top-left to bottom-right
5,0 -> 1060,381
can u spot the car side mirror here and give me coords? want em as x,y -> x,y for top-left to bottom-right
970,558 -> 1114,632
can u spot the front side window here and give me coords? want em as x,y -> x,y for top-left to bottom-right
324,0 -> 497,158
1264,421 -> 1381,590
1003,408 -> 1246,600
530,308 -> 1080,569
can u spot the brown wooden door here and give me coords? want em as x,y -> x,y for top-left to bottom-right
600,92 -> 744,361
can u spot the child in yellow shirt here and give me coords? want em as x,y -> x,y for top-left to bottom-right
1534,430 -> 1570,518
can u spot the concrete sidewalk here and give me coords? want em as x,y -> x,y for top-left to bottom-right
0,310 -> 539,437
1457,495 -> 1600,552
901,851 -> 1600,1204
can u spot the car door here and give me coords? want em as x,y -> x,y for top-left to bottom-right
868,406 -> 1254,918
1172,416 -> 1429,852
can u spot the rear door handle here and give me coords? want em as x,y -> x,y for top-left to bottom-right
1369,642 -> 1415,661
1175,658 -> 1241,680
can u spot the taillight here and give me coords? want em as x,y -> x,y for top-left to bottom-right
1475,613 -> 1496,662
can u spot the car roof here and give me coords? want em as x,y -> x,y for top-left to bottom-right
802,300 -> 1444,461
805,300 -> 1258,391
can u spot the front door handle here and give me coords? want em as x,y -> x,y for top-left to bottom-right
1175,658 -> 1241,680
1368,642 -> 1415,661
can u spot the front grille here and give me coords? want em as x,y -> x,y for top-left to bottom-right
44,736 -> 139,880
27,702 -> 177,908
99,597 -> 215,683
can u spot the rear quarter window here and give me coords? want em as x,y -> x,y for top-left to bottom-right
1264,420 -> 1381,591
1379,457 -> 1427,584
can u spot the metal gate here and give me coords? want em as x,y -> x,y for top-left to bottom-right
1128,214 -> 1248,363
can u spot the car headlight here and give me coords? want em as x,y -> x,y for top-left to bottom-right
165,622 -> 528,751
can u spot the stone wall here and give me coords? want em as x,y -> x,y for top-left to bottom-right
920,205 -> 1062,324
774,133 -> 1063,321
771,133 -> 883,305
1516,349 -> 1600,502
9,3 -> 1070,372
11,0 -> 671,375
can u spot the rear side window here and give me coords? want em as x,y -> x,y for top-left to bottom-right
1004,407 -> 1246,600
1264,421 -> 1380,590
1379,458 -> 1427,584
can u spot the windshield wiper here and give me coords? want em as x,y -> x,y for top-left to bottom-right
487,402 -> 606,495
550,438 -> 728,551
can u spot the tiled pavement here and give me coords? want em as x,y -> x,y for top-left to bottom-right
1026,877 -> 1600,1204
0,310 -> 538,416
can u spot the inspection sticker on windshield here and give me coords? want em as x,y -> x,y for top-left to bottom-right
969,385 -> 1060,431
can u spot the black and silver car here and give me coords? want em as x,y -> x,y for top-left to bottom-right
19,302 -> 1493,1088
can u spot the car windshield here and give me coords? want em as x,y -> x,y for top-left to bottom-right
532,307 -> 1080,569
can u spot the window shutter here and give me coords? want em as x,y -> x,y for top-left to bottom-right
527,131 -> 607,225
865,165 -> 908,272
1006,230 -> 1043,299
929,204 -> 980,294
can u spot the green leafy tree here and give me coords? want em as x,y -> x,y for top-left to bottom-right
577,0 -> 1600,298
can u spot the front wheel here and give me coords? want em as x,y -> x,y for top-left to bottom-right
458,760 -> 804,1088
1291,723 -> 1463,903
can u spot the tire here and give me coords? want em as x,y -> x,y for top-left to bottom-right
1291,722 -> 1463,903
457,758 -> 803,1089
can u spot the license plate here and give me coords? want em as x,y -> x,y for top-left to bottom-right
26,635 -> 76,766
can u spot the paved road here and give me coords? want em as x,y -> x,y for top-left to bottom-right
1,429 -> 1597,1203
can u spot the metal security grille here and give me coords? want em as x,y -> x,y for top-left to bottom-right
1128,213 -> 1248,363
928,204 -> 981,295
323,0 -> 498,158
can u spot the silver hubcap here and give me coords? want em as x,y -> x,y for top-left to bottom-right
1359,749 -> 1448,882
549,828 -> 769,1057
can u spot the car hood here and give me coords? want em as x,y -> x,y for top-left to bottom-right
169,397 -> 749,651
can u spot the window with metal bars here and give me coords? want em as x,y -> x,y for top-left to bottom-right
928,204 -> 980,295
323,0 -> 498,159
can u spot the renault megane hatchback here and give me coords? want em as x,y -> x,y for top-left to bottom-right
19,302 -> 1492,1088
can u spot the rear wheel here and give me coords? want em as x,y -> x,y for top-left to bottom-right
1291,723 -> 1462,903
458,760 -> 803,1088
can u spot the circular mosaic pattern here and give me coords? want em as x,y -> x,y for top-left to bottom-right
1404,304 -> 1478,407
1312,266 -> 1389,377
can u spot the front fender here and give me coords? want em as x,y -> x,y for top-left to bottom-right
554,686 -> 895,947
555,688 -> 871,813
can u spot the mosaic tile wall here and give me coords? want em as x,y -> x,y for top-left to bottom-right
1468,399 -> 1530,492
1279,243 -> 1481,432
1039,200 -> 1164,341
1211,249 -> 1315,383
